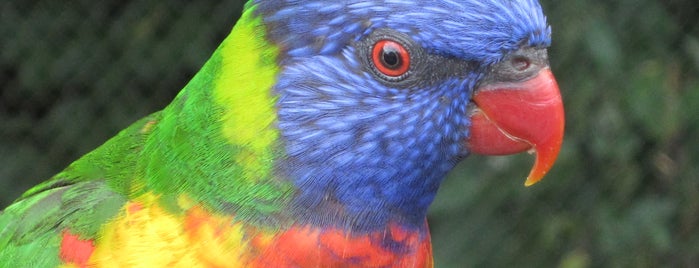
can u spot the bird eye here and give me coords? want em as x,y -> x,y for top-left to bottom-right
372,40 -> 410,78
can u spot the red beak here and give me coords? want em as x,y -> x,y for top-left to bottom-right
467,69 -> 564,186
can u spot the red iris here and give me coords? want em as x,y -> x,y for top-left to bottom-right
371,40 -> 410,77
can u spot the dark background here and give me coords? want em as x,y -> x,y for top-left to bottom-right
1,1 -> 698,267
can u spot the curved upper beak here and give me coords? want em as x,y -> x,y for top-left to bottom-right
467,68 -> 564,186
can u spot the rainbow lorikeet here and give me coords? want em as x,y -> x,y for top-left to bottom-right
0,0 -> 564,267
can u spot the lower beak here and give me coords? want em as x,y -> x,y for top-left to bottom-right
467,68 -> 564,186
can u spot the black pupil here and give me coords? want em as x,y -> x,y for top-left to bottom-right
381,46 -> 401,69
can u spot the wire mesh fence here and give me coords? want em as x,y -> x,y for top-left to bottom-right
1,1 -> 698,267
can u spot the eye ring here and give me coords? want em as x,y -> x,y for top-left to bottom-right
371,40 -> 411,78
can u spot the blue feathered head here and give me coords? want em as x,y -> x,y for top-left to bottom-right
250,0 -> 561,231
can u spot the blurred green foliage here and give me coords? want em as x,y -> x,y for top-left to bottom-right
1,1 -> 698,267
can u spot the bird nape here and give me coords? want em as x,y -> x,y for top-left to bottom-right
0,0 -> 563,267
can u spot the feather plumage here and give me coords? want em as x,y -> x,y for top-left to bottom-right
0,1 -> 561,267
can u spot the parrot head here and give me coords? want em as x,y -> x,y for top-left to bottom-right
204,0 -> 564,231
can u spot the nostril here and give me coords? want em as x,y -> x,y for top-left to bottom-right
511,56 -> 531,71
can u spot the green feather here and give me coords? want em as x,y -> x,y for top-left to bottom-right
137,5 -> 293,222
0,3 -> 292,262
0,114 -> 153,264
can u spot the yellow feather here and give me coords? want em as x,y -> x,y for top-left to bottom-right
213,7 -> 280,182
89,193 -> 250,267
